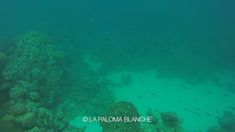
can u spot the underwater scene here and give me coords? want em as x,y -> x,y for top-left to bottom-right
0,0 -> 235,132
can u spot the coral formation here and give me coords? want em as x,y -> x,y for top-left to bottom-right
144,109 -> 183,132
160,112 -> 182,129
0,32 -> 186,132
59,74 -> 115,118
0,32 -> 80,132
0,52 -> 9,105
100,101 -> 142,132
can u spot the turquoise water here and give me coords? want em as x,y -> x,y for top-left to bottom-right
0,0 -> 235,132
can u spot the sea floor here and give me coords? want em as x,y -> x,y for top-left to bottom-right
70,56 -> 235,131
106,70 -> 235,131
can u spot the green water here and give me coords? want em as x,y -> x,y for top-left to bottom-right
0,0 -> 235,132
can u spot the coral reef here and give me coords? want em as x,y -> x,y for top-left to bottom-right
0,51 -> 8,104
3,32 -> 64,83
2,32 -> 64,107
100,101 -> 142,132
59,75 -> 115,118
160,112 -> 182,129
0,32 -> 186,132
0,32 -> 80,132
144,109 -> 183,132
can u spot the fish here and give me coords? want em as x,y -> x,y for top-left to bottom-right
206,89 -> 213,94
136,96 -> 144,99
204,112 -> 211,117
223,93 -> 230,98
192,111 -> 201,116
179,84 -> 191,90
215,110 -> 220,114
89,18 -> 95,22
176,100 -> 182,103
194,107 -> 201,111
230,106 -> 235,110
184,108 -> 191,112
205,104 -> 210,107
139,80 -> 144,84
150,92 -> 158,98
